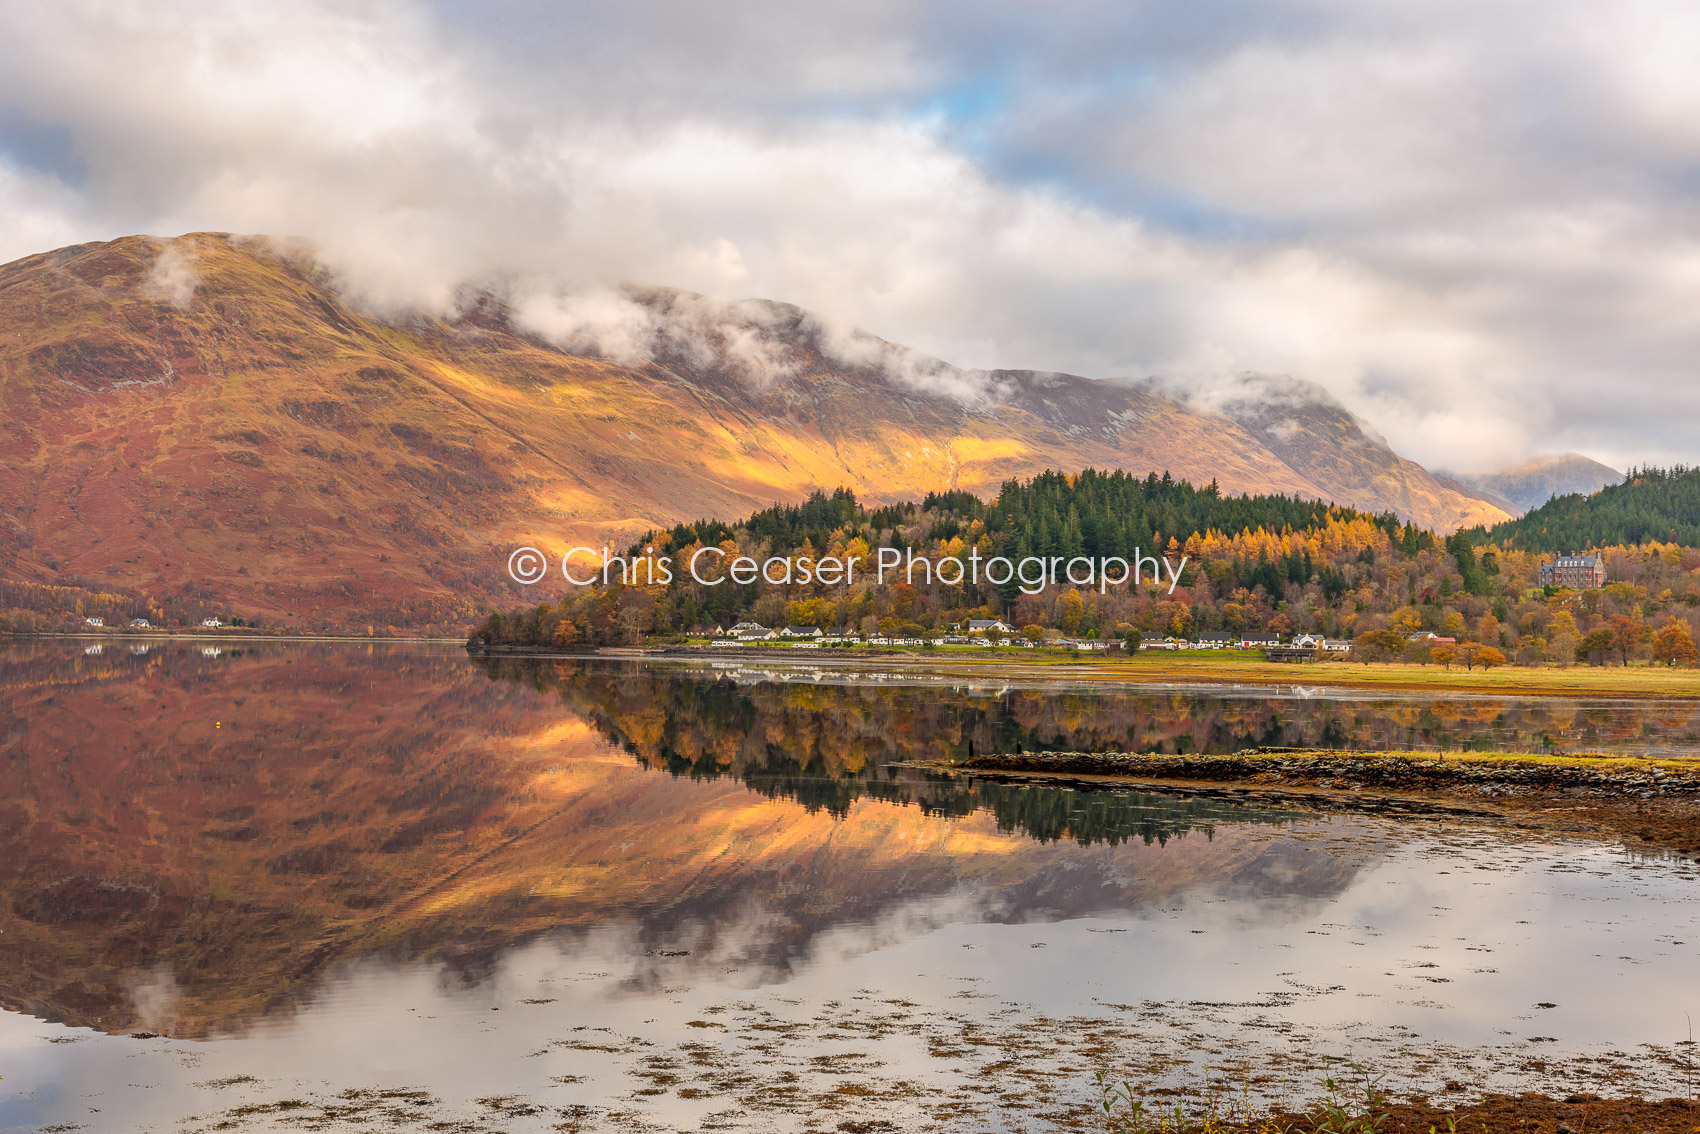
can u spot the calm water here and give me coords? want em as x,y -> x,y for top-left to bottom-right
2,643 -> 1698,1133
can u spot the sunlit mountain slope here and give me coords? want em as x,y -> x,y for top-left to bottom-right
0,234 -> 1508,630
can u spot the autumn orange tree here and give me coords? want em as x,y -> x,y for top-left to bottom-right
1351,628 -> 1405,663
1652,622 -> 1698,667
1607,613 -> 1649,665
1457,642 -> 1506,670
1575,627 -> 1615,665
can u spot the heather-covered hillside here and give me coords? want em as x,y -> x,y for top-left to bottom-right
0,234 -> 1508,633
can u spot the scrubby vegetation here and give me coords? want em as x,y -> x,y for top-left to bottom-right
1096,1060 -> 1392,1134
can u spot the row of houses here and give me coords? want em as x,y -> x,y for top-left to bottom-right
83,616 -> 225,629
710,620 -> 1116,650
716,619 -> 1018,644
709,620 -> 1371,653
1156,632 -> 1350,652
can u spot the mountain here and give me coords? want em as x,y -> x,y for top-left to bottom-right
1468,464 -> 1700,552
0,233 -> 1510,632
1196,373 -> 1510,534
1444,453 -> 1622,515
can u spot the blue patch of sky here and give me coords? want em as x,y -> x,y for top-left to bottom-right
425,0 -> 1309,243
911,69 -> 1289,244
0,111 -> 84,189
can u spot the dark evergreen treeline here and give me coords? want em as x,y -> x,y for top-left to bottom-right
656,486 -> 868,558
642,469 -> 1421,565
984,469 -> 1415,558
1467,466 -> 1698,551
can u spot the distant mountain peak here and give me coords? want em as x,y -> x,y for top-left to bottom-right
1441,453 -> 1622,515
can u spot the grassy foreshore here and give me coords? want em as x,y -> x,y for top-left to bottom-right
1082,1059 -> 1700,1134
1318,1094 -> 1700,1134
1088,1081 -> 1700,1134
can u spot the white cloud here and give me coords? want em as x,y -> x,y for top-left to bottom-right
2,0 -> 1698,472
141,240 -> 199,308
0,158 -> 87,265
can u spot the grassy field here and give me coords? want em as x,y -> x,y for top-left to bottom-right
666,642 -> 1700,698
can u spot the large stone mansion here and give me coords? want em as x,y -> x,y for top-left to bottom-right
1537,553 -> 1607,589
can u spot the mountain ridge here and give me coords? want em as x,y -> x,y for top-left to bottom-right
0,233 -> 1509,631
1443,453 -> 1622,515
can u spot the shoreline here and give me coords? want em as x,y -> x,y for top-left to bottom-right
1300,1094 -> 1699,1134
471,641 -> 1700,699
12,632 -> 1700,698
940,747 -> 1700,855
2,631 -> 469,645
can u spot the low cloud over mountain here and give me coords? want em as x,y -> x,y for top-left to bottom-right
0,234 -> 1507,630
0,1 -> 1691,471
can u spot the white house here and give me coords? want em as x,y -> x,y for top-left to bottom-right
1241,634 -> 1280,648
729,620 -> 768,636
737,627 -> 777,642
1291,633 -> 1325,649
964,618 -> 1014,635
779,626 -> 823,639
84,616 -> 104,628
1321,639 -> 1352,653
201,617 -> 223,629
130,617 -> 151,629
1194,632 -> 1235,648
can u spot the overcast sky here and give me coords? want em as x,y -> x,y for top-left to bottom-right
3,0 -> 1698,473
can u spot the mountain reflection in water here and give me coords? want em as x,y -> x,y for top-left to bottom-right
11,642 -> 1695,1040
0,643 -> 1362,1039
8,643 -> 1700,1131
487,657 -> 1308,840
